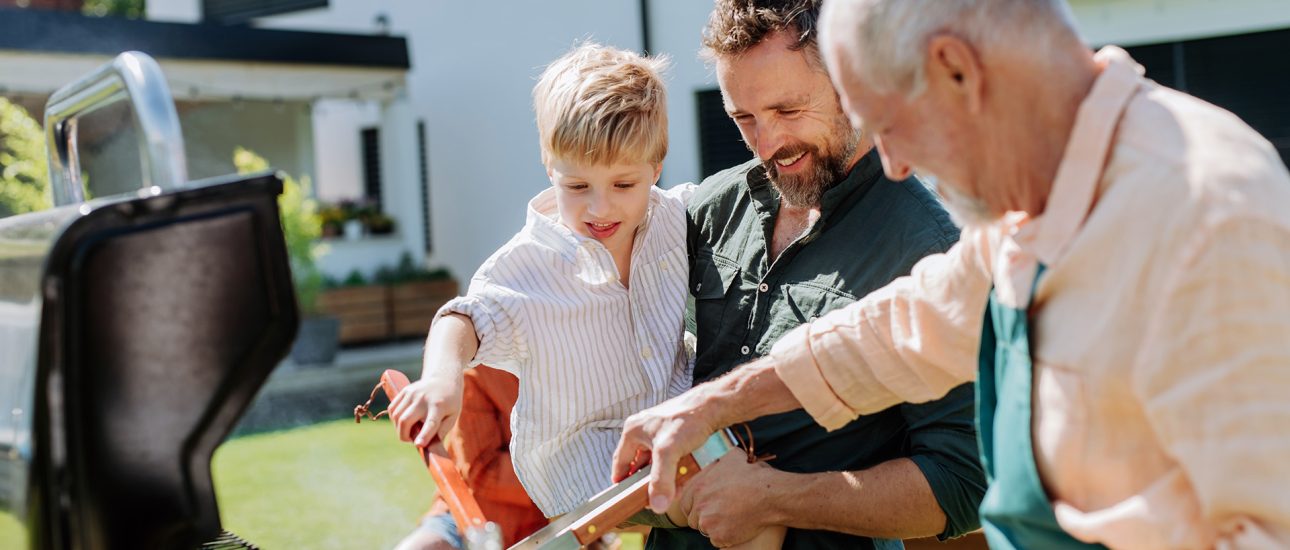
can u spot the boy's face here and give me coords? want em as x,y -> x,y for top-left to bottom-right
547,157 -> 661,255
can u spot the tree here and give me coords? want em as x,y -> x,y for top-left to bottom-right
0,97 -> 51,218
233,147 -> 328,315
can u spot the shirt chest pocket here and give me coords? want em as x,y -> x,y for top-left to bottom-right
761,281 -> 857,354
691,252 -> 741,348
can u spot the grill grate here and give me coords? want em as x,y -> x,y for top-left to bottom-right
200,530 -> 261,550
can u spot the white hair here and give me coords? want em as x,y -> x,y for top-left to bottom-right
820,0 -> 1081,97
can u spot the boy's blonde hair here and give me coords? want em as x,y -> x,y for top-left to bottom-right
533,42 -> 669,166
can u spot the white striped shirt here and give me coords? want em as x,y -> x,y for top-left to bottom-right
435,184 -> 694,516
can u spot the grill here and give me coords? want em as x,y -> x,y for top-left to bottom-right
0,52 -> 297,549
199,531 -> 261,550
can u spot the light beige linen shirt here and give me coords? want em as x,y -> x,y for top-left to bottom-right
768,46 -> 1290,549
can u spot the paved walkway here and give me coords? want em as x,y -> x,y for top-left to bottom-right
234,341 -> 423,435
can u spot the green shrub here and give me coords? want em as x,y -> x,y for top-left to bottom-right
233,147 -> 327,315
0,97 -> 51,218
341,269 -> 367,288
82,0 -> 145,18
384,251 -> 453,284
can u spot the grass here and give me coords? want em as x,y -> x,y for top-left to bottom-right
0,511 -> 25,549
212,417 -> 437,549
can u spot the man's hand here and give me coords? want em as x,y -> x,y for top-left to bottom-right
611,388 -> 724,513
679,449 -> 782,547
389,372 -> 465,447
613,357 -> 804,514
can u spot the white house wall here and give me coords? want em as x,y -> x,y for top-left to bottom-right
1069,0 -> 1290,47
649,0 -> 724,190
310,99 -> 379,203
377,96 -> 426,264
146,0 -> 200,23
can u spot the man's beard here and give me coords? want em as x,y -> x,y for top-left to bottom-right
762,119 -> 860,208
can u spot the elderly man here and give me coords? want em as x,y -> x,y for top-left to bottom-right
614,0 -> 1290,548
637,1 -> 985,548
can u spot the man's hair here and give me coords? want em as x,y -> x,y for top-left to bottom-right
820,0 -> 1080,97
701,0 -> 824,63
532,42 -> 669,166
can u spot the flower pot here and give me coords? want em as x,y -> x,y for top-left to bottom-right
343,219 -> 364,241
291,315 -> 341,365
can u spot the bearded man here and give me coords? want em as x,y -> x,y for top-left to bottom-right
639,1 -> 985,548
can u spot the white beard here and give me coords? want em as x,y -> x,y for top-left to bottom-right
923,174 -> 994,228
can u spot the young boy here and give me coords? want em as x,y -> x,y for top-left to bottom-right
390,42 -> 783,549
391,41 -> 690,517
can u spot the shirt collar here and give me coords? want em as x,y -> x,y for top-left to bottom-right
744,146 -> 885,219
1020,46 -> 1144,265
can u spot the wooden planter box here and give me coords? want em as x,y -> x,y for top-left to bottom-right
317,285 -> 391,344
389,279 -> 459,338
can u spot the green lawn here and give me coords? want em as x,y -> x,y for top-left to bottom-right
0,511 -> 26,549
212,418 -> 437,549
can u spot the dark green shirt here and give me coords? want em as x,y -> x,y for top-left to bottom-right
651,150 -> 985,550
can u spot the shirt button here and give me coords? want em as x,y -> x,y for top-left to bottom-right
661,260 -> 670,271
758,283 -> 769,293
740,345 -> 751,355
641,346 -> 653,359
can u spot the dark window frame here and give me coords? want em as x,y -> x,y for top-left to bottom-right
695,88 -> 751,179
360,126 -> 382,210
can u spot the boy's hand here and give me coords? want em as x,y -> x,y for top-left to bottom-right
389,372 -> 465,448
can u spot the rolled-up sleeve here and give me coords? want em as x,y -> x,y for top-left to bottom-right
902,383 -> 988,539
770,226 -> 995,430
1132,214 -> 1290,547
434,278 -> 528,374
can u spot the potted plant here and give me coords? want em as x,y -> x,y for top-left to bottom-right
364,211 -> 396,236
234,147 -> 340,365
317,203 -> 345,238
384,252 -> 459,339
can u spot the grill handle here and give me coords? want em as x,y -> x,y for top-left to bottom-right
44,51 -> 188,206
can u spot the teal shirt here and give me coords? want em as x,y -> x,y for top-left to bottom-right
652,150 -> 985,549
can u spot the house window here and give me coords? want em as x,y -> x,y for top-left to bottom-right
696,88 -> 751,179
360,127 -> 382,210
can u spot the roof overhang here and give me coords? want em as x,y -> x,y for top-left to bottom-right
0,8 -> 409,102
